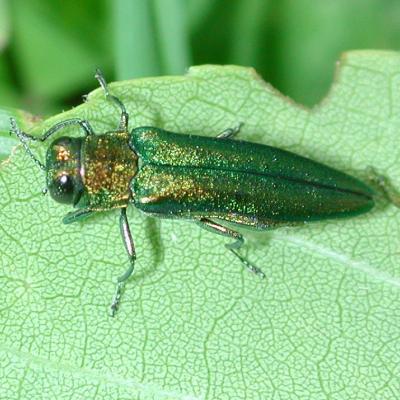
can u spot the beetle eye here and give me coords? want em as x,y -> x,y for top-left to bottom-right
49,172 -> 75,204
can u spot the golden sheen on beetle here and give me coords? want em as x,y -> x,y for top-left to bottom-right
10,70 -> 399,316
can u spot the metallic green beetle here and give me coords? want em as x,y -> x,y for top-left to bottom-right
10,70 -> 396,316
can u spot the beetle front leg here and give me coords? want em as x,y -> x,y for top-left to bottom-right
110,207 -> 136,317
62,209 -> 95,224
216,122 -> 244,139
95,69 -> 129,132
196,217 -> 265,278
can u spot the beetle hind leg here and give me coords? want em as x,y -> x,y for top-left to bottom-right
226,238 -> 266,278
367,166 -> 400,207
196,217 -> 265,278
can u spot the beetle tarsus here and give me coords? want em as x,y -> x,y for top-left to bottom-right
229,248 -> 266,278
95,68 -> 129,131
95,68 -> 109,95
217,122 -> 244,139
367,166 -> 400,207
107,208 -> 137,316
196,217 -> 266,278
110,282 -> 124,317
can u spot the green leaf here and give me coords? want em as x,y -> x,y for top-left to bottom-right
1,50 -> 400,399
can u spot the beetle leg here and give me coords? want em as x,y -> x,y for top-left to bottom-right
216,122 -> 244,139
95,68 -> 129,132
366,166 -> 400,207
110,207 -> 136,317
196,217 -> 265,278
62,209 -> 95,224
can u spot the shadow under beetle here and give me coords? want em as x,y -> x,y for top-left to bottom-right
10,70 -> 400,316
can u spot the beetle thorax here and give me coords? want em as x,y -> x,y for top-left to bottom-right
80,131 -> 138,210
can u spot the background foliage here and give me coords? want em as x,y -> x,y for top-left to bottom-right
1,0 -> 400,114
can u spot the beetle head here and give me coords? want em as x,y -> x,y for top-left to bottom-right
46,136 -> 84,205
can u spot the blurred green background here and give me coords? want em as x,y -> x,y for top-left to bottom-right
1,0 -> 400,116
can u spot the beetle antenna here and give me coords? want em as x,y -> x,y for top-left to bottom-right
10,118 -> 46,171
95,68 -> 129,130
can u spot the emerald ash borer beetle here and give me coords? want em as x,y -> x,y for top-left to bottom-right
10,69 -> 399,316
